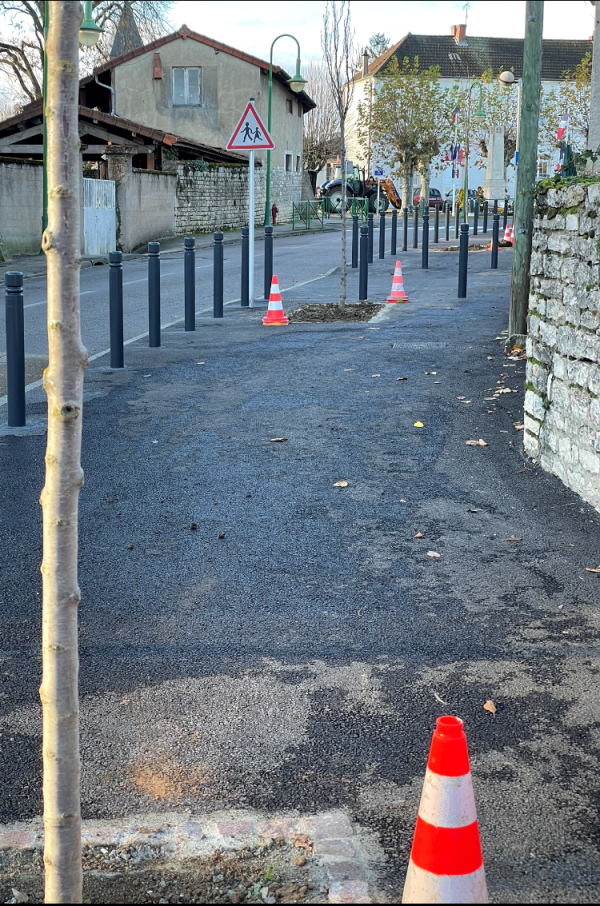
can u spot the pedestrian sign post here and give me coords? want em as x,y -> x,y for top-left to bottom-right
227,102 -> 275,308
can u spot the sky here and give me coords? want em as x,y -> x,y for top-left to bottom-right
174,0 -> 597,71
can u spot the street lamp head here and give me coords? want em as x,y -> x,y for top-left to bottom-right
498,70 -> 516,87
288,63 -> 308,94
79,0 -> 103,47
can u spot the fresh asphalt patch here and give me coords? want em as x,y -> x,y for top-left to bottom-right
1,247 -> 599,903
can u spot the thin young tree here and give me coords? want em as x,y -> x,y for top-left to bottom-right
40,1 -> 87,901
322,0 -> 357,310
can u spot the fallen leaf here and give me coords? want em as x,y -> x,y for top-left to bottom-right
484,397 -> 497,401
196,361 -> 205,365
333,480 -> 349,488
496,388 -> 516,394
425,371 -> 437,375
399,499 -> 407,503
433,691 -> 449,705
459,400 -> 472,404
357,336 -> 365,340
427,551 -> 441,559
466,439 -> 488,446
434,381 -> 441,384
190,522 -> 198,530
269,437 -> 288,443
414,532 -> 425,539
372,374 -> 381,378
368,327 -> 380,330
414,421 -> 424,428
513,422 -> 524,430
484,700 -> 497,717
457,396 -> 466,400
344,369 -> 354,372
290,833 -> 313,852
585,566 -> 600,573
466,507 -> 481,513
397,376 -> 408,381
218,531 -> 225,539
517,467 -> 528,473
503,536 -> 523,542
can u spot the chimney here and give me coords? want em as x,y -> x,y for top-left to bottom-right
362,49 -> 370,78
451,24 -> 467,45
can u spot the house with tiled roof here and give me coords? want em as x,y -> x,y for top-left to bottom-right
0,26 -> 315,255
344,23 -> 592,199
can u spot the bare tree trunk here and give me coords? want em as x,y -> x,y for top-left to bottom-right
402,161 -> 413,209
419,161 -> 431,214
40,2 -> 86,902
339,122 -> 347,309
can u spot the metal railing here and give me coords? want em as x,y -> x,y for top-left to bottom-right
292,196 -> 370,230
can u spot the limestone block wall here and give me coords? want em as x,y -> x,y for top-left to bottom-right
174,163 -> 266,234
525,181 -> 600,511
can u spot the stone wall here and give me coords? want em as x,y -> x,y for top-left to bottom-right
106,153 -> 177,252
525,180 -> 600,511
174,162 -> 266,233
0,158 -> 43,257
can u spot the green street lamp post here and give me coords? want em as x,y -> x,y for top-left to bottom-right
264,34 -> 307,227
462,80 -> 485,222
41,0 -> 102,243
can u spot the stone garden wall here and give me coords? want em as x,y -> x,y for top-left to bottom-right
174,162 -> 267,234
525,180 -> 600,511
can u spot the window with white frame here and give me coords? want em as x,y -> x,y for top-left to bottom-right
285,152 -> 293,173
537,157 -> 550,180
172,67 -> 201,106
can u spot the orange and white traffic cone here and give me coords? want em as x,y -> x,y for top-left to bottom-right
262,275 -> 288,325
510,224 -> 515,244
503,224 -> 511,243
387,260 -> 409,303
402,716 -> 488,904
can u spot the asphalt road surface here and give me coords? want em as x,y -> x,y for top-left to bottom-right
1,245 -> 598,903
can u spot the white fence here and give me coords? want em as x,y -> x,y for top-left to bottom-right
83,178 -> 116,255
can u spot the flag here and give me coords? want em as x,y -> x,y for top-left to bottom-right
445,143 -> 454,162
452,105 -> 460,124
458,147 -> 465,165
557,112 -> 569,141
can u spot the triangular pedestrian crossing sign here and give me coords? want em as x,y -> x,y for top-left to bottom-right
227,102 -> 275,151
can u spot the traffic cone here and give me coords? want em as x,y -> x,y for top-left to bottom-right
510,224 -> 515,244
402,716 -> 488,904
262,275 -> 288,325
387,260 -> 409,303
503,223 -> 511,243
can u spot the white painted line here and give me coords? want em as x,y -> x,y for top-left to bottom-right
0,266 -> 339,409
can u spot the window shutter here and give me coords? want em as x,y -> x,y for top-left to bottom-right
188,68 -> 201,105
173,68 -> 185,105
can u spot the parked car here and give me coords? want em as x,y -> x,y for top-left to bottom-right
412,187 -> 443,209
443,189 -> 477,212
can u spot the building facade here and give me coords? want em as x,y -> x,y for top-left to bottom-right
344,25 -> 592,202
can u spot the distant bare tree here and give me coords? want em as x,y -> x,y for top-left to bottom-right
0,0 -> 173,105
368,33 -> 391,59
322,0 -> 357,310
303,60 -> 340,192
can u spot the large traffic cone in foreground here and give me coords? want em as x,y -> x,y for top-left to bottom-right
503,223 -> 511,243
262,275 -> 288,325
510,224 -> 515,245
402,716 -> 488,904
387,260 -> 409,303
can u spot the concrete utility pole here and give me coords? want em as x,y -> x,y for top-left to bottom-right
508,0 -> 544,340
588,2 -> 600,154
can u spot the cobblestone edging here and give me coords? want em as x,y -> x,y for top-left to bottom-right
526,181 -> 600,511
0,811 -> 376,904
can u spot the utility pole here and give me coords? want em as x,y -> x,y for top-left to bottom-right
508,0 -> 544,340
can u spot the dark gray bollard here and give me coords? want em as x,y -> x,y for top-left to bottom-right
473,201 -> 479,236
413,207 -> 419,249
434,205 -> 440,244
351,214 -> 359,269
379,212 -> 385,259
5,272 -> 25,427
445,205 -> 450,241
402,208 -> 408,252
503,200 -> 508,231
359,225 -> 368,302
454,202 -> 460,239
458,223 -> 469,298
491,211 -> 500,270
483,201 -> 489,234
422,213 -> 429,269
213,231 -> 224,318
493,200 -> 498,216
241,226 -> 250,307
109,251 -> 124,367
264,225 -> 273,301
148,241 -> 161,347
391,209 -> 397,256
368,212 -> 374,264
184,237 -> 195,331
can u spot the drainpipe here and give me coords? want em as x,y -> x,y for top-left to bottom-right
95,74 -> 117,116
